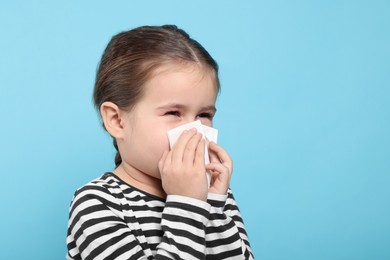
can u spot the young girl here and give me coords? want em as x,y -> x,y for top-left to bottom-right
67,25 -> 254,260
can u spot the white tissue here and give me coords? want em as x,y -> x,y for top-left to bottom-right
167,120 -> 218,187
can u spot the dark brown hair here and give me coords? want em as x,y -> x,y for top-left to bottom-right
93,25 -> 220,167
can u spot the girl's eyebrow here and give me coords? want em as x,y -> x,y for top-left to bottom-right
202,105 -> 217,113
156,103 -> 217,113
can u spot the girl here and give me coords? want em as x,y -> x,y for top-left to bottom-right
67,25 -> 254,260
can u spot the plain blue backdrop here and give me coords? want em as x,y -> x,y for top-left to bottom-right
1,1 -> 389,259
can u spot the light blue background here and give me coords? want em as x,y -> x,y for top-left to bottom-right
1,1 -> 389,259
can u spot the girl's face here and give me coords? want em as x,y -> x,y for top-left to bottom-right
119,63 -> 218,180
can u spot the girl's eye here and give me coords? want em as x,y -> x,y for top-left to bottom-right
197,112 -> 214,120
165,111 -> 180,117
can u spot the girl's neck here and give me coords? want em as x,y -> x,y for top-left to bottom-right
113,164 -> 167,199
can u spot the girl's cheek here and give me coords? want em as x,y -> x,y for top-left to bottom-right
163,139 -> 170,151
159,131 -> 171,151
199,119 -> 213,127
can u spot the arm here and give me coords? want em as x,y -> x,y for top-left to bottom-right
206,191 -> 254,259
67,185 -> 211,260
205,142 -> 254,259
158,195 -> 210,259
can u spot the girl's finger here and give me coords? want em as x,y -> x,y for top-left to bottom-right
205,162 -> 229,176
208,148 -> 220,164
206,162 -> 231,194
194,138 -> 206,167
183,132 -> 202,165
171,128 -> 197,163
208,142 -> 233,172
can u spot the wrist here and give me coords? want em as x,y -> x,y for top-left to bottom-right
207,192 -> 228,208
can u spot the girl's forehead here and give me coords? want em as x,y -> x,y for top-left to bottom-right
151,61 -> 215,79
138,62 -> 218,103
145,62 -> 218,92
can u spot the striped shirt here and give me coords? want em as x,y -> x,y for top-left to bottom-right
67,172 -> 254,259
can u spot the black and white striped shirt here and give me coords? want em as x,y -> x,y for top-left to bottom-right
67,172 -> 254,259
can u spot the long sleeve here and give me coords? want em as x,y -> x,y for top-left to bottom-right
206,189 -> 254,259
157,195 -> 211,259
67,184 -> 212,260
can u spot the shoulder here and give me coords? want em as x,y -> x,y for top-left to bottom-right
70,173 -> 127,211
73,172 -> 121,195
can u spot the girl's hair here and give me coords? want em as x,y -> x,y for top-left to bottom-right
93,25 -> 220,167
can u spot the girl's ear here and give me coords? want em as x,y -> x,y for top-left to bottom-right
100,102 -> 126,139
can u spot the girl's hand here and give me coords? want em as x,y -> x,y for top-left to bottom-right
158,128 -> 209,201
206,142 -> 233,195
